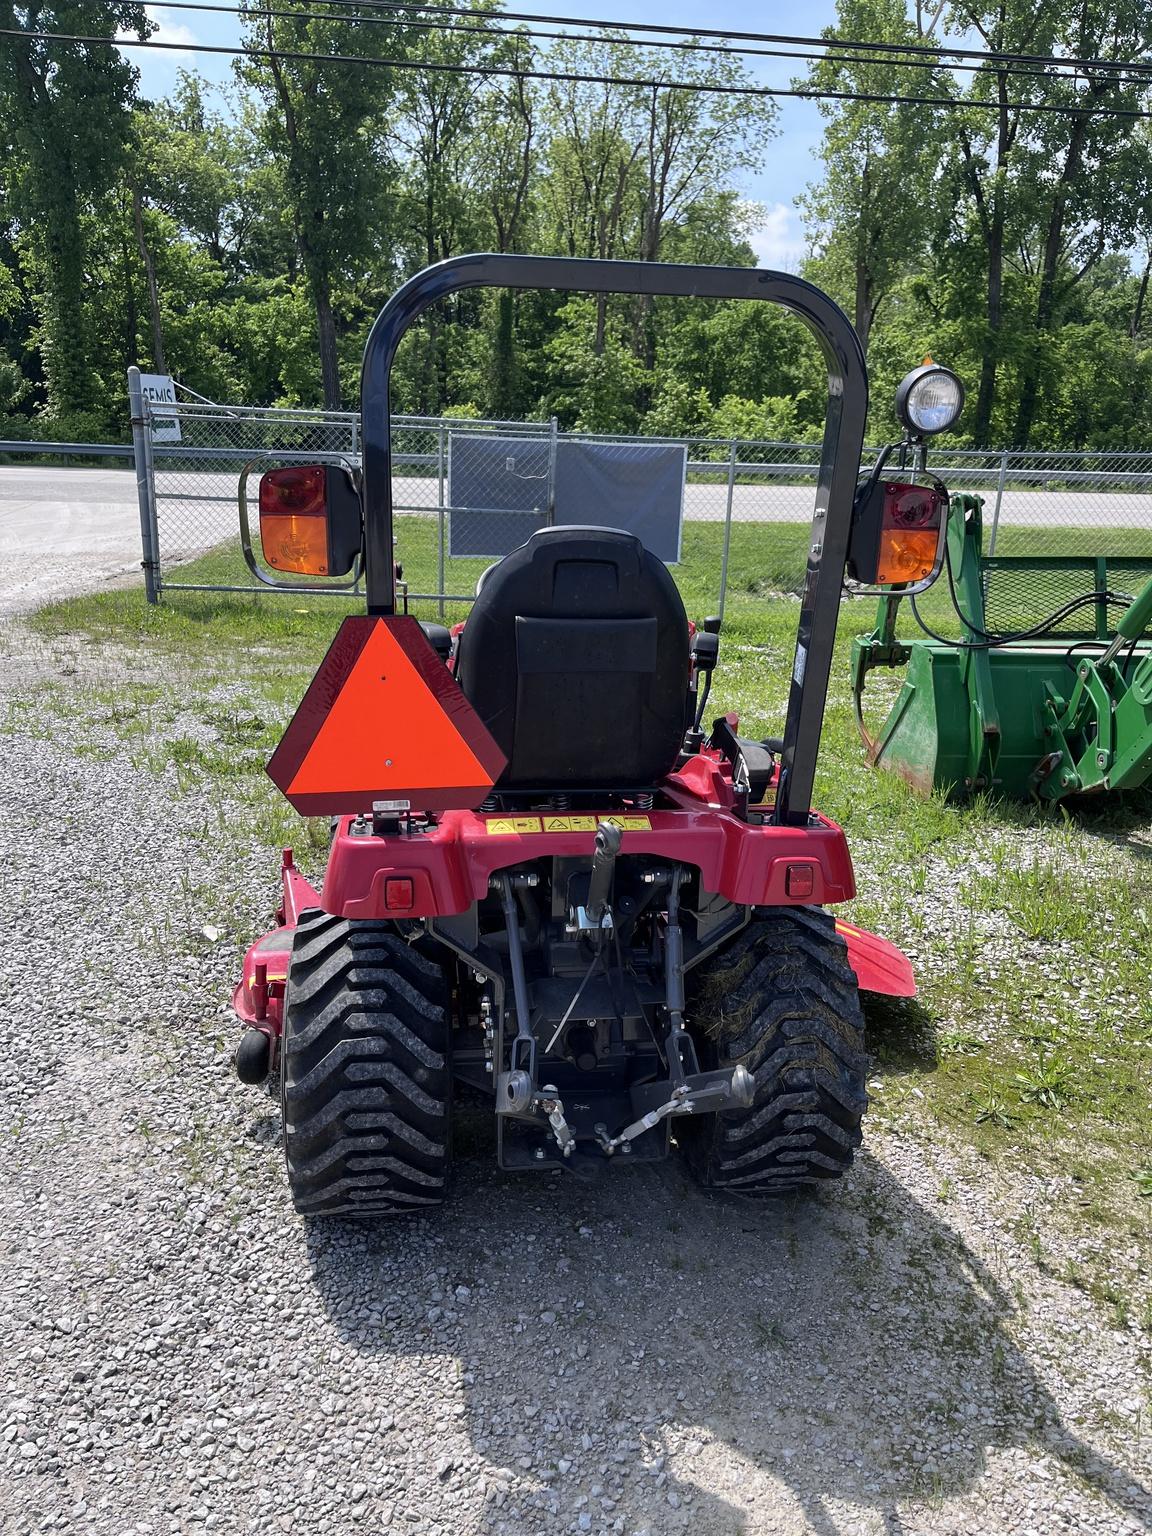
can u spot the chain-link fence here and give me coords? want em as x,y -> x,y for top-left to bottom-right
126,377 -> 1152,621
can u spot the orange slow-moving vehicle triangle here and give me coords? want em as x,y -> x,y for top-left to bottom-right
267,616 -> 507,813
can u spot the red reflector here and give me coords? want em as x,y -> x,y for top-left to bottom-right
384,877 -> 415,911
881,482 -> 944,532
260,464 -> 326,517
785,863 -> 815,898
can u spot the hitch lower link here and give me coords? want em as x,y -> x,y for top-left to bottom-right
593,1064 -> 754,1156
505,1064 -> 754,1161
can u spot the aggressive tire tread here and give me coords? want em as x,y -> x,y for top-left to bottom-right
683,908 -> 867,1195
281,912 -> 450,1216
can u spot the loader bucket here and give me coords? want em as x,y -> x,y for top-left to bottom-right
852,492 -> 1152,804
859,639 -> 1111,800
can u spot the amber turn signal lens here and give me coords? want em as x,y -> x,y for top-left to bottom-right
874,527 -> 941,585
259,465 -> 331,574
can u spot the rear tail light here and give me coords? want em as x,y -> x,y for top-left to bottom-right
259,466 -> 330,574
874,482 -> 946,586
848,478 -> 947,591
383,877 -> 415,911
258,464 -> 362,577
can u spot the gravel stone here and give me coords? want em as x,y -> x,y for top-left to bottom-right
0,616 -> 1150,1536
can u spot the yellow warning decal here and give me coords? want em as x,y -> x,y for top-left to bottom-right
484,816 -> 543,835
484,813 -> 652,835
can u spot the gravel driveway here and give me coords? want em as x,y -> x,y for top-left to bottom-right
1,617 -> 1150,1536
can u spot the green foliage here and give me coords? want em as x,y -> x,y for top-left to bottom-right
542,298 -> 652,433
3,4 -> 1152,448
0,0 -> 150,426
710,393 -> 815,444
799,0 -> 949,353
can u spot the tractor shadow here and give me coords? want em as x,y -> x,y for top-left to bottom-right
303,1138 -> 1151,1536
862,993 -> 939,1077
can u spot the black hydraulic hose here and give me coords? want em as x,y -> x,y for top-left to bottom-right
910,588 -> 1137,649
856,440 -> 899,510
1063,636 -> 1144,680
692,670 -> 713,732
909,535 -> 1136,650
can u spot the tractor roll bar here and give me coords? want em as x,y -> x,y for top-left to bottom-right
359,254 -> 868,825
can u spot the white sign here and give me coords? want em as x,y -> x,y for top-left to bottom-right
139,372 -> 182,443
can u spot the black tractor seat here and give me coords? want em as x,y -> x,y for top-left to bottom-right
454,526 -> 690,792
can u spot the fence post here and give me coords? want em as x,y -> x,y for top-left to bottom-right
546,415 -> 559,526
988,449 -> 1009,555
127,366 -> 159,604
436,422 -> 446,620
718,439 -> 737,624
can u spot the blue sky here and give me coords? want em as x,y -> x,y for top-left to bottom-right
124,1 -> 840,267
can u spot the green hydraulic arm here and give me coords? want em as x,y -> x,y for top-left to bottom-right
851,491 -> 1152,802
1033,573 -> 1152,799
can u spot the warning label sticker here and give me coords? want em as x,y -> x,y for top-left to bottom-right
484,813 -> 653,835
484,816 -> 543,835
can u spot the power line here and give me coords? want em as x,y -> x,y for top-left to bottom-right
6,27 -> 1152,117
291,0 -> 1152,81
135,0 -> 1152,93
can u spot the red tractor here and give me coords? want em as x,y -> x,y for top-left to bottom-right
232,255 -> 938,1217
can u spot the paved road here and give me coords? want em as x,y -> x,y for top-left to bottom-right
0,467 -> 149,612
4,463 -> 1152,608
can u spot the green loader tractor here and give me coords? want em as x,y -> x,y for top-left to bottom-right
852,422 -> 1152,804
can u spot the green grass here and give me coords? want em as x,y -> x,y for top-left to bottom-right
22,518 -> 1152,1330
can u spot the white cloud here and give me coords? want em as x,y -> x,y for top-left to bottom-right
118,7 -> 199,61
747,202 -> 808,274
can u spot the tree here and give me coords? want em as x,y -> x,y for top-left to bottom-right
799,0 -> 949,354
240,7 -> 415,407
630,45 -> 776,370
1002,3 -> 1152,445
0,0 -> 149,428
386,5 -> 518,410
941,0 -> 1152,446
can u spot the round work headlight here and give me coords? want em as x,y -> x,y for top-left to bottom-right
895,363 -> 964,436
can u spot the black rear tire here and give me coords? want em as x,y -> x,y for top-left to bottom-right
280,912 -> 451,1217
682,907 -> 867,1195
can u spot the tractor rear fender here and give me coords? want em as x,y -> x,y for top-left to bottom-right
232,850 -> 322,1028
834,919 -> 916,998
